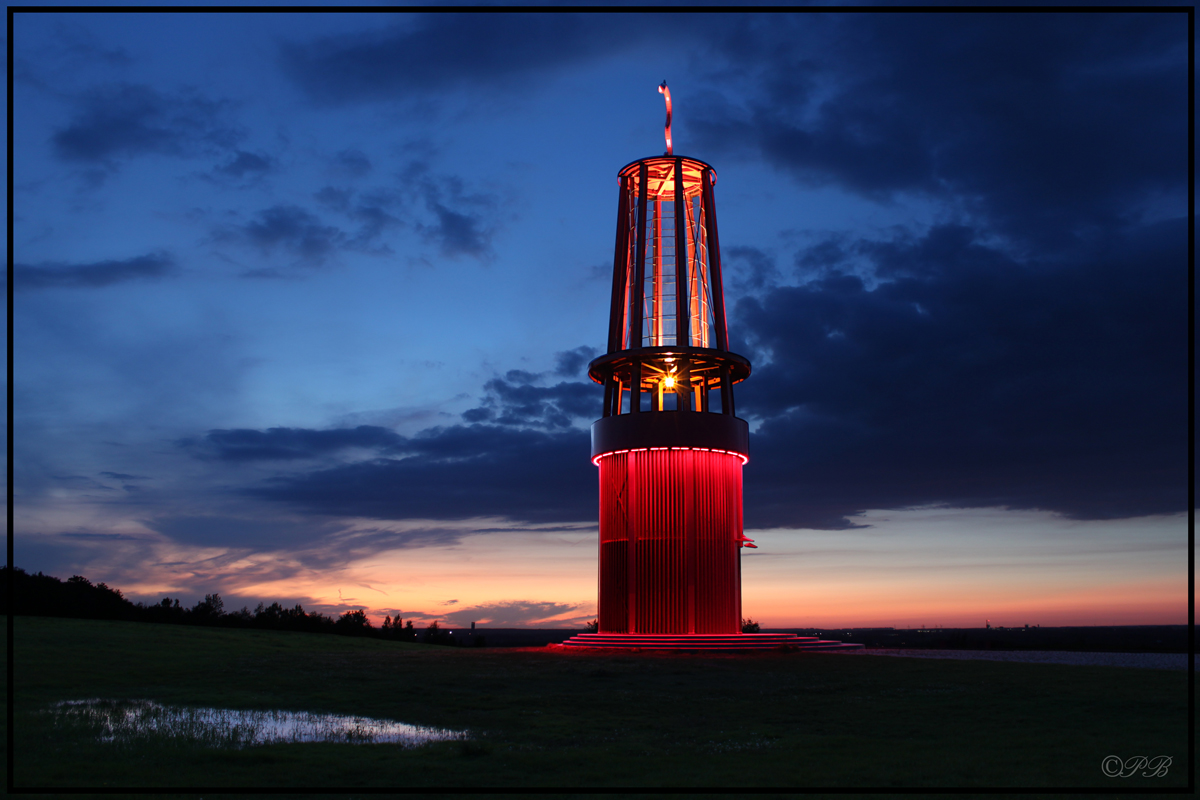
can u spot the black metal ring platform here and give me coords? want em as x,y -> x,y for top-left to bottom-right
591,411 -> 749,458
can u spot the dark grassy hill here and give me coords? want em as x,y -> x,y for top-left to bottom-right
10,616 -> 1190,790
776,625 -> 1192,653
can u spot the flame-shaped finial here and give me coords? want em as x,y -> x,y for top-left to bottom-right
658,81 -> 672,155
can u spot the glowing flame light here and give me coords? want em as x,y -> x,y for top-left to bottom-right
658,81 -> 672,155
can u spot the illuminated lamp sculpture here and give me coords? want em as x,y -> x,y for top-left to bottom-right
562,84 -> 860,651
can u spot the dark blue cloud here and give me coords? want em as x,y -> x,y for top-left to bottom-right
249,424 -> 594,524
189,202 -> 1185,534
52,83 -> 240,166
147,515 -> 470,569
183,425 -> 407,462
215,150 -> 273,178
314,186 -> 353,212
281,13 -> 657,105
462,375 -> 599,429
347,199 -> 400,246
308,164 -> 496,260
461,354 -> 602,428
553,346 -> 599,378
335,148 -> 372,177
405,166 -> 499,260
231,205 -> 346,262
312,186 -> 401,248
58,532 -> 144,541
13,252 -> 173,290
99,472 -> 148,481
694,13 -> 1187,248
146,13 -> 1186,533
724,246 -> 780,297
735,217 -> 1187,527
425,202 -> 489,258
179,369 -> 597,523
149,515 -> 338,551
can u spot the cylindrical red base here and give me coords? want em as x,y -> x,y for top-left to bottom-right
597,448 -> 743,634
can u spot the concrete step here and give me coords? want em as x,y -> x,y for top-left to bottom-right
559,633 -> 864,651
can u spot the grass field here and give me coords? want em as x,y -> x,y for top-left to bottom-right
9,616 -> 1192,790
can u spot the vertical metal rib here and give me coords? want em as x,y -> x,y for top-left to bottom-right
702,169 -> 729,352
719,363 -> 732,417
608,176 -> 631,354
678,357 -> 691,413
685,449 -> 696,633
674,157 -> 690,348
631,361 -> 641,414
730,454 -> 740,632
689,192 -> 711,348
650,198 -> 660,346
628,452 -> 638,632
631,163 -> 649,351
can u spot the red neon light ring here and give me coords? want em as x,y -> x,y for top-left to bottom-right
592,446 -> 748,466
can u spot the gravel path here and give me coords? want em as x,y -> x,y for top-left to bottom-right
828,648 -> 1194,671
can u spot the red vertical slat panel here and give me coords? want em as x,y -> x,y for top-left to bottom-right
597,448 -> 743,635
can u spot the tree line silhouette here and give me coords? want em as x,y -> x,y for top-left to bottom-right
1,566 -> 480,645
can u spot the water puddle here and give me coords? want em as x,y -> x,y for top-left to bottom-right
48,699 -> 470,748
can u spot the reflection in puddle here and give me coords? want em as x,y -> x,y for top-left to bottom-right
50,699 -> 470,748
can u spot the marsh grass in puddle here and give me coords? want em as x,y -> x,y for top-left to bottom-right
48,699 -> 471,749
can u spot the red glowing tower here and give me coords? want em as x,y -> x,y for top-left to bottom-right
562,85 -> 855,651
589,115 -> 751,636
